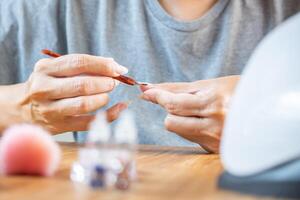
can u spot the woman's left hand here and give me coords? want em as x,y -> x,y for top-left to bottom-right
140,75 -> 240,153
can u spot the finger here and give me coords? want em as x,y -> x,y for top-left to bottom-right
140,79 -> 218,94
47,93 -> 109,117
140,82 -> 200,93
140,84 -> 155,92
35,54 -> 128,77
50,115 -> 95,133
164,114 -> 208,137
141,89 -> 214,117
164,114 -> 221,153
46,102 -> 128,134
46,76 -> 119,100
106,102 -> 128,122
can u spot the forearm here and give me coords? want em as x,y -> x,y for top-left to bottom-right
0,83 -> 30,133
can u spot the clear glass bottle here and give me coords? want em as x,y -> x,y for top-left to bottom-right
113,110 -> 138,190
70,110 -> 138,190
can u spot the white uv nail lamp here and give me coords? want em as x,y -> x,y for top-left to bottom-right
219,12 -> 300,198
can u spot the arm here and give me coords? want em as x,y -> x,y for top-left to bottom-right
0,83 -> 30,132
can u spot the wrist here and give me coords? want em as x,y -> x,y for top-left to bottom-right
0,82 -> 31,132
17,81 -> 32,123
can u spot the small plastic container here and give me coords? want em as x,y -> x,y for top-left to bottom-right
70,111 -> 137,190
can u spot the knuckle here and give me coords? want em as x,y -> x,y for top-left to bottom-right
207,130 -> 222,145
74,79 -> 91,95
31,103 -> 52,123
217,108 -> 226,120
106,79 -> 116,91
28,72 -> 38,86
28,73 -> 47,98
190,125 -> 202,136
207,124 -> 221,137
34,59 -> 49,72
39,106 -> 51,117
165,101 -> 178,114
46,125 -> 60,134
101,93 -> 109,104
48,128 -> 59,135
68,55 -> 87,72
211,100 -> 226,119
214,126 -> 223,136
75,98 -> 90,113
205,120 -> 223,138
164,115 -> 174,131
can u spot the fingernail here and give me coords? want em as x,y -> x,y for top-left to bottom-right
140,84 -> 154,92
114,80 -> 120,87
116,64 -> 128,75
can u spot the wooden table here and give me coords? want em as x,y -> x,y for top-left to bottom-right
0,143 -> 274,200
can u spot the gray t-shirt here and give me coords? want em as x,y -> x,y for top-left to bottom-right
0,0 -> 299,146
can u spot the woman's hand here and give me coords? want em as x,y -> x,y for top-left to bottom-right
140,76 -> 240,153
16,54 -> 129,134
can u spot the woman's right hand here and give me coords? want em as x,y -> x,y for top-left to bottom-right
20,54 -> 128,134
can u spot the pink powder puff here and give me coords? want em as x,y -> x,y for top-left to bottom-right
0,124 -> 61,176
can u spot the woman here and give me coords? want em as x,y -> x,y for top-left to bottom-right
0,0 -> 299,152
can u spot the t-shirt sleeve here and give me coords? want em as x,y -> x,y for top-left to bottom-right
271,0 -> 300,24
0,0 -> 66,84
0,1 -> 19,84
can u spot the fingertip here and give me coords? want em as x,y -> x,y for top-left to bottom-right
117,102 -> 128,111
114,63 -> 128,75
117,65 -> 129,75
114,79 -> 120,87
106,102 -> 128,122
107,60 -> 129,76
141,89 -> 164,104
139,84 -> 154,92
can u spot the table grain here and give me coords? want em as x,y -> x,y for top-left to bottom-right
0,143 -> 275,200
